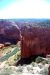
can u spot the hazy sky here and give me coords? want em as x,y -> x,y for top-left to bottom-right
0,0 -> 50,19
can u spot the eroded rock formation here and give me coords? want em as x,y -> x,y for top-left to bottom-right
21,27 -> 50,59
0,20 -> 20,44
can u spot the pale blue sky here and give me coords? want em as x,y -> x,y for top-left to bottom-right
0,0 -> 22,10
0,0 -> 50,19
0,0 -> 13,9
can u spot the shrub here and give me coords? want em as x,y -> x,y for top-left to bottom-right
35,56 -> 44,63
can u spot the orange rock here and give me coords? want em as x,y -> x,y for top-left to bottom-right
0,44 -> 4,49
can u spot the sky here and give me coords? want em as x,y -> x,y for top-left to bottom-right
0,0 -> 50,19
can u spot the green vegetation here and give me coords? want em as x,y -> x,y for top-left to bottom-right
0,47 -> 20,62
0,44 -> 21,65
35,56 -> 44,63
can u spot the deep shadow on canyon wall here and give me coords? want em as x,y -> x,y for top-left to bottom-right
0,20 -> 21,44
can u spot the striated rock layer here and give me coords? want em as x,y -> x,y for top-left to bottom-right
0,20 -> 20,44
21,27 -> 50,58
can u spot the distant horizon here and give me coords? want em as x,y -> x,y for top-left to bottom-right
0,18 -> 50,23
0,18 -> 50,21
0,18 -> 50,19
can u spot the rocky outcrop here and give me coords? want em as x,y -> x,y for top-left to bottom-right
0,20 -> 20,44
0,44 -> 4,49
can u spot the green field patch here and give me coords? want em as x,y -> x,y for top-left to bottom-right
0,47 -> 20,62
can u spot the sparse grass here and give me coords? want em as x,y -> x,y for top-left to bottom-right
0,46 -> 15,56
0,44 -> 21,65
0,66 -> 14,75
0,43 -> 49,75
5,51 -> 21,66
31,62 -> 35,66
47,58 -> 50,64
0,63 -> 48,75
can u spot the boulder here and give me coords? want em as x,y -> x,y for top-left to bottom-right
0,44 -> 4,49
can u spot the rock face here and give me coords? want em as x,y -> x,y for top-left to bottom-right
0,20 -> 20,44
21,27 -> 50,58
